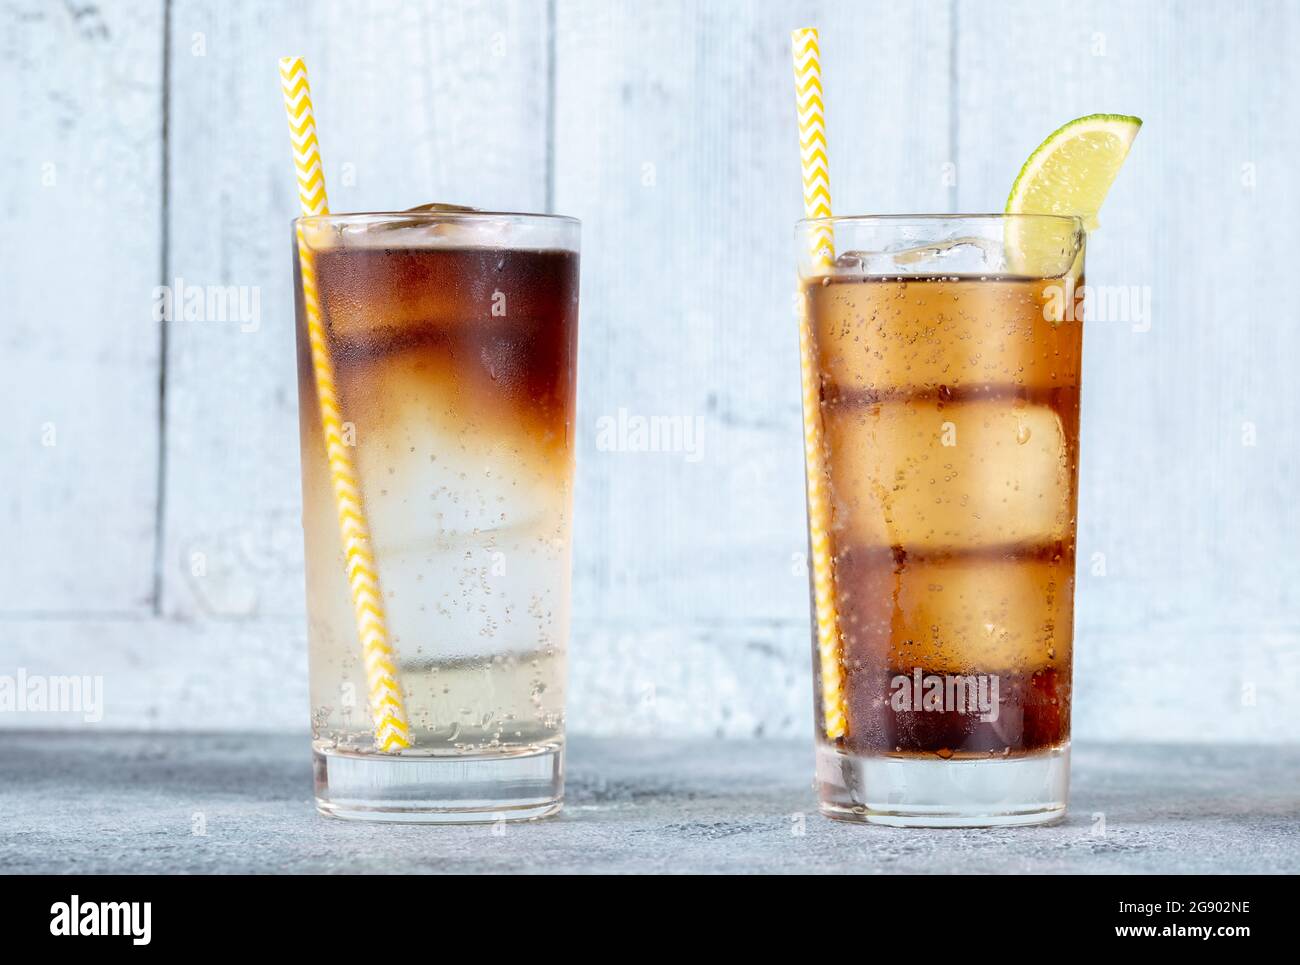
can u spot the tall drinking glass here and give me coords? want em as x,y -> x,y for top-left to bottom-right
796,214 -> 1085,826
294,211 -> 580,822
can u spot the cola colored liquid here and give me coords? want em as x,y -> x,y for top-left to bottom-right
295,242 -> 578,754
306,246 -> 577,454
805,274 -> 1081,759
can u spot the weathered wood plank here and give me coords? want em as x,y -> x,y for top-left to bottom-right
0,0 -> 163,612
160,0 -> 552,618
555,0 -> 953,643
954,0 -> 1300,657
3,617 -> 306,731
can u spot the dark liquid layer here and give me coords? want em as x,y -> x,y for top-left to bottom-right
840,665 -> 1069,757
297,246 -> 579,451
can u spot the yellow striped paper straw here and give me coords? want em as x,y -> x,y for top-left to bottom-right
791,28 -> 847,740
279,56 -> 411,752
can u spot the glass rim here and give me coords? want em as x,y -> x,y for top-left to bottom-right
294,210 -> 580,228
796,212 -> 1085,229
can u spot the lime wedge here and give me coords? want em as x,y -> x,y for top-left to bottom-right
1005,113 -> 1141,275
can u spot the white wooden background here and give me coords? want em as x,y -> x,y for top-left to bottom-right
3,0 -> 1297,742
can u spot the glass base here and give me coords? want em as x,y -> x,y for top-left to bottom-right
816,743 -> 1069,828
313,742 -> 563,824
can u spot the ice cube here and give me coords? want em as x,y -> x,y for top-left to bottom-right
822,397 -> 1073,550
299,346 -> 571,664
302,483 -> 569,669
833,548 -> 1072,675
313,244 -> 574,345
338,350 -> 568,551
312,246 -> 483,339
808,276 -> 1081,393
831,237 -> 1002,277
368,532 -> 569,663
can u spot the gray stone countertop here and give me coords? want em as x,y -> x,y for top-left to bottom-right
1,733 -> 1295,874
